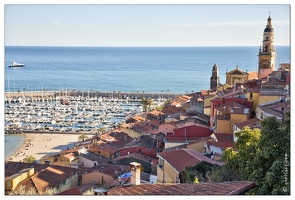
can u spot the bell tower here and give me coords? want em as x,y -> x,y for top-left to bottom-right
210,63 -> 220,89
258,13 -> 276,78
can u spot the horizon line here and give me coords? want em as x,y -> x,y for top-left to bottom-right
4,45 -> 291,47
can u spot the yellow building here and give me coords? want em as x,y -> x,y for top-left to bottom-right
203,95 -> 216,115
225,66 -> 249,87
258,78 -> 287,105
5,168 -> 35,192
187,137 -> 213,153
246,87 -> 261,110
214,102 -> 251,134
5,162 -> 79,195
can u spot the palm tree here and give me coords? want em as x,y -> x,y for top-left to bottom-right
147,97 -> 153,110
113,91 -> 116,99
78,134 -> 88,143
96,127 -> 106,140
161,90 -> 163,98
167,89 -> 170,98
23,155 -> 37,163
141,97 -> 148,112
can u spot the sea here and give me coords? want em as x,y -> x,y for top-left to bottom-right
3,46 -> 291,159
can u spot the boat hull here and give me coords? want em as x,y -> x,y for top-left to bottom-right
9,65 -> 25,67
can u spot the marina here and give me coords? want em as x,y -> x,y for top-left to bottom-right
4,91 -> 168,134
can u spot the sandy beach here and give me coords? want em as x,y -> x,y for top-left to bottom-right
6,133 -> 94,162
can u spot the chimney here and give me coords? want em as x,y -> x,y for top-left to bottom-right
130,162 -> 141,185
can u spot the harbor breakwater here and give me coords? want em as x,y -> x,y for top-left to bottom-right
5,90 -> 180,101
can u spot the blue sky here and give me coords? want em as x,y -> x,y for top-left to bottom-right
3,2 -> 292,47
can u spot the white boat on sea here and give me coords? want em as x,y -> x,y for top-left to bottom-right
8,61 -> 25,67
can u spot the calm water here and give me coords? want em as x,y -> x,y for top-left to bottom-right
3,46 -> 291,158
4,46 -> 290,94
5,135 -> 26,159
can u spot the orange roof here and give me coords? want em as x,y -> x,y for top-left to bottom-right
247,71 -> 258,79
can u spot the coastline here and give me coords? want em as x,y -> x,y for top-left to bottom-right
5,133 -> 94,163
5,134 -> 27,161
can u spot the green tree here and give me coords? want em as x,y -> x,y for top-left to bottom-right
141,97 -> 148,112
23,155 -> 37,163
78,133 -> 88,142
83,187 -> 95,195
147,97 -> 153,110
222,113 -> 290,195
96,127 -> 106,140
181,161 -> 222,183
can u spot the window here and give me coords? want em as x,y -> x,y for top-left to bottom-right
158,158 -> 164,169
250,93 -> 253,100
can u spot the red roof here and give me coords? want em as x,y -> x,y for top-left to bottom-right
107,181 -> 256,195
208,141 -> 235,149
214,133 -> 233,142
157,149 -> 224,173
234,117 -> 261,130
57,187 -> 82,195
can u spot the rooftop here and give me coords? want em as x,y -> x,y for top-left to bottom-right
107,181 -> 256,195
157,149 -> 224,173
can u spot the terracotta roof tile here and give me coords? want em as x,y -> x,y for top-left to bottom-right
258,100 -> 290,119
79,153 -> 109,163
57,187 -> 82,195
247,71 -> 258,79
247,86 -> 261,93
262,78 -> 286,86
107,181 -> 256,195
208,141 -> 235,149
157,149 -> 224,173
234,117 -> 261,130
214,133 -> 233,142
5,162 -> 80,194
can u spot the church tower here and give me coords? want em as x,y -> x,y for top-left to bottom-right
258,14 -> 276,78
210,63 -> 220,89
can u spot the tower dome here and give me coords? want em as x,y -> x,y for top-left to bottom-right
264,15 -> 274,32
